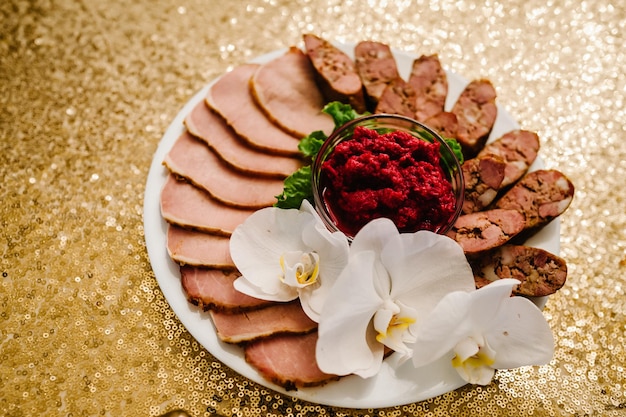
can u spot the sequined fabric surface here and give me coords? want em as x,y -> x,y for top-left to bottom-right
1,0 -> 625,415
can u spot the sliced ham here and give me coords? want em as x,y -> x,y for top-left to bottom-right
354,40 -> 400,109
447,208 -> 525,254
160,175 -> 254,235
477,129 -> 540,188
163,131 -> 283,209
210,301 -> 317,344
166,224 -> 235,268
451,79 -> 498,158
461,154 -> 507,214
303,33 -> 366,113
374,77 -> 417,118
244,331 -> 339,390
496,169 -> 575,231
250,47 -> 334,137
180,265 -> 272,312
185,100 -> 303,178
471,245 -> 568,297
206,63 -> 301,156
409,54 -> 448,122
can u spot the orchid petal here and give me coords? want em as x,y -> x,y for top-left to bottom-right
316,250 -> 387,378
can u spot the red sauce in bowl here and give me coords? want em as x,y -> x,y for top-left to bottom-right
319,125 -> 456,237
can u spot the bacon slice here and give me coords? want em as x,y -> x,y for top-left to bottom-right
447,208 -> 525,254
250,47 -> 334,138
166,225 -> 234,268
160,175 -> 254,235
185,101 -> 303,178
471,245 -> 568,297
461,154 -> 507,214
409,54 -> 448,122
477,129 -> 540,188
303,33 -> 366,113
354,41 -> 400,109
244,331 -> 339,390
206,63 -> 301,156
496,169 -> 574,231
451,79 -> 498,158
163,131 -> 283,209
210,301 -> 317,344
180,266 -> 272,312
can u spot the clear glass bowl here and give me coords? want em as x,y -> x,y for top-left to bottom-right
311,113 -> 464,239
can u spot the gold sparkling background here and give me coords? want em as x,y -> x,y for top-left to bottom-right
1,0 -> 625,415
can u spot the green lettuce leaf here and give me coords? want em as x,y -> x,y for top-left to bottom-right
322,101 -> 369,128
298,130 -> 327,159
274,166 -> 313,209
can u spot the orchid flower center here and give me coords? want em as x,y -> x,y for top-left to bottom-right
279,251 -> 320,288
373,299 -> 417,355
451,336 -> 497,385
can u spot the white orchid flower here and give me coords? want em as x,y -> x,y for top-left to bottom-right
315,218 -> 476,378
230,200 -> 350,322
410,278 -> 555,385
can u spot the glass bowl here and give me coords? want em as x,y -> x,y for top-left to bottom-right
311,113 -> 464,239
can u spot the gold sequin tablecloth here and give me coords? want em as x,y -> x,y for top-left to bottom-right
2,0 -> 625,415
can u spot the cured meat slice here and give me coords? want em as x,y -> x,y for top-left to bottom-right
163,131 -> 283,209
206,63 -> 301,156
374,78 -> 417,118
477,129 -> 540,188
185,101 -> 303,178
166,224 -> 235,268
244,331 -> 339,390
160,175 -> 254,235
354,40 -> 400,109
408,54 -> 448,123
471,245 -> 568,297
461,154 -> 507,214
451,79 -> 498,158
250,47 -> 334,137
423,111 -> 458,139
303,33 -> 366,113
180,265 -> 272,312
210,301 -> 317,344
496,169 -> 574,231
447,208 -> 525,254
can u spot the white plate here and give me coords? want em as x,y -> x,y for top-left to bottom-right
143,42 -> 560,409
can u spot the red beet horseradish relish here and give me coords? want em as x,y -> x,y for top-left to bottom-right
319,125 -> 457,237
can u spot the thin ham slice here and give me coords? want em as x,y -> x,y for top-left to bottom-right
244,331 -> 339,390
163,131 -> 283,209
180,265 -> 272,312
185,100 -> 303,178
250,47 -> 334,138
160,174 -> 254,235
166,225 -> 235,268
206,63 -> 302,156
210,301 -> 317,344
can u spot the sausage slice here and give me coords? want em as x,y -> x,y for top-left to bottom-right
354,40 -> 400,110
447,208 -> 525,254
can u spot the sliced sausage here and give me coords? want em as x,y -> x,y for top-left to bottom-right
471,245 -> 568,297
451,79 -> 498,158
354,40 -> 400,110
250,47 -> 334,137
185,100 -> 303,178
447,208 -> 525,254
423,111 -> 458,139
461,154 -> 507,214
303,33 -> 366,113
180,265 -> 272,313
163,131 -> 284,209
374,77 -> 417,117
206,63 -> 301,156
477,129 -> 540,188
495,169 -> 575,231
408,54 -> 448,123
